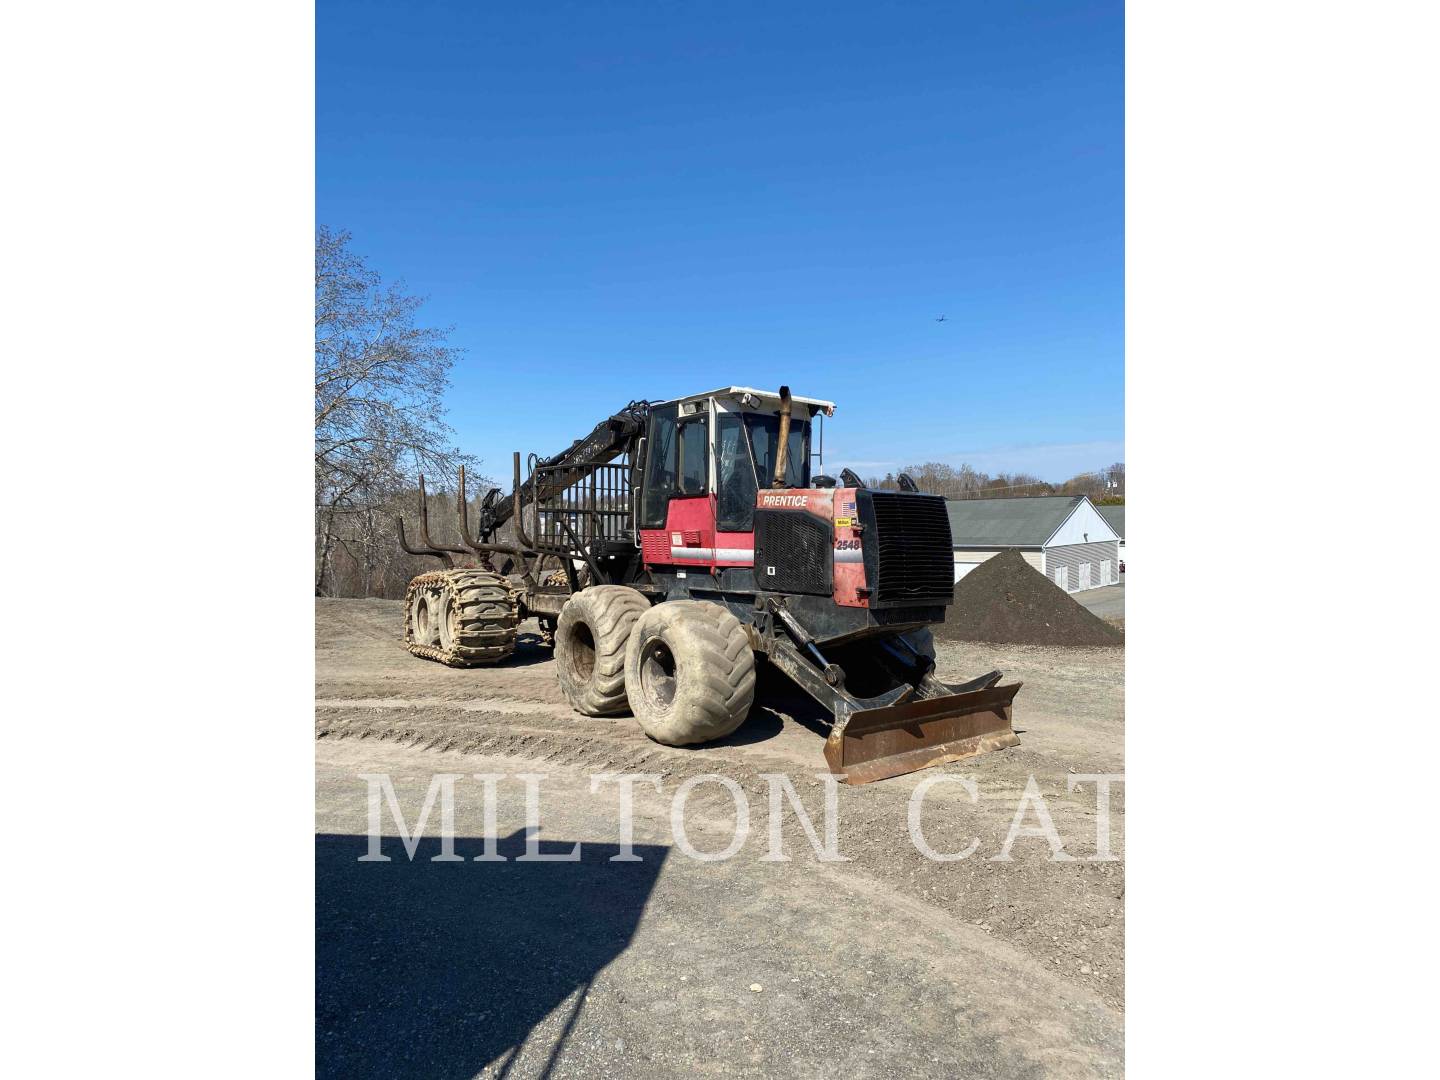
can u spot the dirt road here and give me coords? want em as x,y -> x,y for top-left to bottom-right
316,599 -> 1125,1077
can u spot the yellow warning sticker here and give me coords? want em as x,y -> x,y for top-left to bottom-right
834,517 -> 853,528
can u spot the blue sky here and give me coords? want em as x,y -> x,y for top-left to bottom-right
318,0 -> 1122,483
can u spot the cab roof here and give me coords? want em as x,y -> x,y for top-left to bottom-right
662,386 -> 836,415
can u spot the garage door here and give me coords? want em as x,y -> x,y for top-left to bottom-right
1078,563 -> 1091,591
1054,566 -> 1069,592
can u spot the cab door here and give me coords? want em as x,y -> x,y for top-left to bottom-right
637,403 -> 716,569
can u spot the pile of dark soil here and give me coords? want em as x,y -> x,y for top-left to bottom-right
935,549 -> 1123,647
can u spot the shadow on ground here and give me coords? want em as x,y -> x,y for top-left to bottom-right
316,830 -> 668,1079
502,632 -> 562,666
738,657 -> 835,740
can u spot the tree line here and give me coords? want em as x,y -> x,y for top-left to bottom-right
863,461 -> 1124,503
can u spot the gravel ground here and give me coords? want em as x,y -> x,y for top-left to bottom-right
316,598 -> 1125,1078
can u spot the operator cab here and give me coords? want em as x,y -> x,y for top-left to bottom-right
637,387 -> 835,540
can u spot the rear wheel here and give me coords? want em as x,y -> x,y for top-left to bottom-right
624,601 -> 756,746
403,569 -> 518,666
408,584 -> 442,647
555,586 -> 652,715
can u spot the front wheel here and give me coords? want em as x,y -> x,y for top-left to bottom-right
624,601 -> 756,746
555,586 -> 652,715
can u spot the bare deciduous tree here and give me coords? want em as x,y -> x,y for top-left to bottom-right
857,461 -> 1126,502
862,462 -> 1054,499
315,227 -> 487,597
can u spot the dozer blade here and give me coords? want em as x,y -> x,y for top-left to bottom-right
823,675 -> 1022,785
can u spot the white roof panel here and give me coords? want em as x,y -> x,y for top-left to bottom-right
663,386 -> 836,413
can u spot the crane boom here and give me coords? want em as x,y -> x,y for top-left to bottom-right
476,400 -> 651,540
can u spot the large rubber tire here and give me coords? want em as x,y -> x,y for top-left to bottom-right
409,585 -> 443,648
623,601 -> 756,746
404,569 -> 518,667
555,585 -> 652,716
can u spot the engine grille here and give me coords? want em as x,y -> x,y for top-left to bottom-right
640,531 -> 670,565
753,509 -> 833,596
865,491 -> 954,606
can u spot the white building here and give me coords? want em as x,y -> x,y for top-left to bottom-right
1097,504 -> 1125,571
945,495 -> 1122,593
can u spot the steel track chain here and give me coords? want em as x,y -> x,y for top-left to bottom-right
402,568 -> 521,667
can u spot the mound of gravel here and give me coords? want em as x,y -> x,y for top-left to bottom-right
935,549 -> 1123,647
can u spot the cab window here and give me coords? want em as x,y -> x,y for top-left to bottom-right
640,404 -> 678,528
678,415 -> 709,496
743,413 -> 809,489
717,412 -> 758,530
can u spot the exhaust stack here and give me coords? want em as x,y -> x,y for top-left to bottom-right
772,385 -> 792,487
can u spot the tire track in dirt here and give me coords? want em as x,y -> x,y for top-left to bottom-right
316,701 -> 1126,1007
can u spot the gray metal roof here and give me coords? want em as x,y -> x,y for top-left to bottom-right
945,496 -> 1087,547
1096,504 -> 1124,538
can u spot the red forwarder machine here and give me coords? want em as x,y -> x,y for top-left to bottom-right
398,386 -> 1020,784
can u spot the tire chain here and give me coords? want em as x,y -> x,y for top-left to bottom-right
542,564 -> 593,590
402,568 -> 520,667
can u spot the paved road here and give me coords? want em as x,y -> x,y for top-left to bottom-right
1074,583 -> 1124,622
